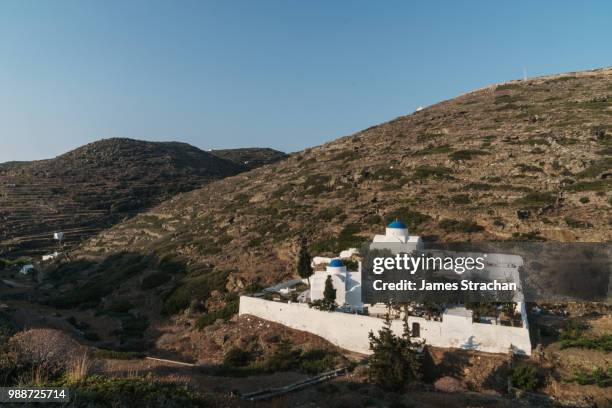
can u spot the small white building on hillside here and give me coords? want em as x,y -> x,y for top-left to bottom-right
309,220 -> 424,312
309,259 -> 363,311
19,264 -> 35,275
370,220 -> 423,252
42,252 -> 60,262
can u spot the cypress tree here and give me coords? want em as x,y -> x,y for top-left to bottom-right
368,304 -> 423,390
297,238 -> 313,282
323,275 -> 336,303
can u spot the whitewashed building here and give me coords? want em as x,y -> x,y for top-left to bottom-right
370,220 -> 423,251
309,259 -> 363,311
19,264 -> 35,275
309,220 -> 424,312
240,220 -> 532,355
42,252 -> 60,262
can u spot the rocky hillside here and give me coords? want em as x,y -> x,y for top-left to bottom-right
43,68 -> 611,320
0,138 -> 285,257
210,148 -> 287,170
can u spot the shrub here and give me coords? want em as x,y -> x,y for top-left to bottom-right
368,312 -> 423,391
243,282 -> 264,294
0,311 -> 16,345
223,347 -> 252,368
247,237 -> 264,248
310,239 -> 336,254
141,272 -> 172,289
413,144 -> 453,156
343,259 -> 359,271
298,348 -> 338,375
564,217 -> 593,229
509,363 -> 541,391
271,183 -> 294,198
8,329 -> 85,379
438,219 -> 484,233
449,149 -> 489,161
565,179 -> 611,192
364,214 -> 383,225
49,253 -> 149,309
303,174 -> 332,195
114,316 -> 149,350
372,167 -> 404,181
465,182 -> 494,191
311,224 -> 367,254
413,165 -> 452,179
514,192 -> 556,207
65,375 -> 208,407
450,194 -> 470,204
592,367 -> 611,387
572,367 -> 611,387
158,256 -> 185,274
83,332 -> 100,341
331,150 -> 359,161
416,133 -> 442,142
317,207 -> 343,221
217,235 -> 233,246
560,319 -> 587,340
194,297 -> 239,330
93,349 -> 145,360
511,231 -> 546,241
163,269 -> 229,315
579,196 -> 590,204
309,299 -> 336,312
576,158 -> 612,179
46,260 -> 96,285
516,164 -> 543,173
259,339 -> 301,373
560,334 -> 612,352
107,300 -> 133,314
385,207 -> 431,231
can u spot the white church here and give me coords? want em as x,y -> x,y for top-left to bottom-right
239,220 -> 532,355
309,220 -> 423,312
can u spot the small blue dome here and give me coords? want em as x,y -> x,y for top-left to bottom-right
387,220 -> 407,229
329,259 -> 344,267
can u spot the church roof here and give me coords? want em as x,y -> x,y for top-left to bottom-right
329,259 -> 344,267
387,220 -> 407,229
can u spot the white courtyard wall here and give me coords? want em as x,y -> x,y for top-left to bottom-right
239,296 -> 531,356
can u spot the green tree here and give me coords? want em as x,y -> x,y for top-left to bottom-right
323,275 -> 336,303
509,363 -> 540,391
309,299 -> 335,311
223,347 -> 251,368
296,238 -> 313,282
310,275 -> 337,311
368,305 -> 423,391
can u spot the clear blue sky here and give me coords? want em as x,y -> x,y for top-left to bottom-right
1,1 -> 610,163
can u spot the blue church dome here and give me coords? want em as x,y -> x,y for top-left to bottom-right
329,259 -> 344,267
387,220 -> 407,229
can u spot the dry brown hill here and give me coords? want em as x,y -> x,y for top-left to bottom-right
210,148 -> 287,170
41,68 -> 611,320
0,138 -> 284,258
